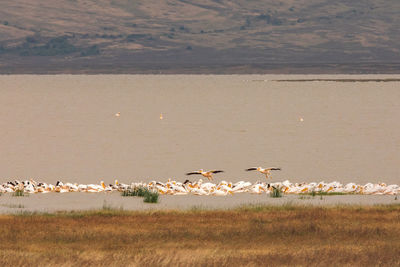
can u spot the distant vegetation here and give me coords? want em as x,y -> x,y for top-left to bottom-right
126,34 -> 150,42
20,36 -> 77,56
80,45 -> 100,57
255,13 -> 284,26
1,35 -> 101,57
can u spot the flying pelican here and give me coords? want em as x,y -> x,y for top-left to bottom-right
186,169 -> 224,181
246,167 -> 281,180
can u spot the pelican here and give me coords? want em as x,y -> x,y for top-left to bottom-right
186,169 -> 224,181
0,177 -> 398,196
246,167 -> 281,179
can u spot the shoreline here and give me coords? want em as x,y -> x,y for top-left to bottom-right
1,61 -> 400,75
0,193 -> 398,214
0,201 -> 399,215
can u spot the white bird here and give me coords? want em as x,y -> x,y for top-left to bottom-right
0,177 -> 398,196
186,169 -> 224,181
246,167 -> 281,180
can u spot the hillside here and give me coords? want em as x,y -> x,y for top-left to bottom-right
0,0 -> 399,73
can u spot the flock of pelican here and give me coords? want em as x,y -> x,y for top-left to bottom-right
0,167 -> 398,196
0,170 -> 398,196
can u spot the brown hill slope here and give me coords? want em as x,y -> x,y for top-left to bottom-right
0,0 -> 399,73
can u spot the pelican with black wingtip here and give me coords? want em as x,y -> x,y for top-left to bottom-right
246,167 -> 281,180
186,169 -> 224,181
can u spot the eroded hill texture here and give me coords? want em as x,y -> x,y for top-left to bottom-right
0,0 -> 399,73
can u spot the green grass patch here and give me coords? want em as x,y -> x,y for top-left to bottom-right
143,190 -> 159,203
12,189 -> 27,197
122,187 -> 148,197
269,187 -> 283,198
122,187 -> 159,203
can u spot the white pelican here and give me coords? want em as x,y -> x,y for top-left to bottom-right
246,167 -> 281,180
186,169 -> 224,181
0,178 -> 398,196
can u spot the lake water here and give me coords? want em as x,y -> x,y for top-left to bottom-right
0,193 -> 398,214
1,75 -> 399,185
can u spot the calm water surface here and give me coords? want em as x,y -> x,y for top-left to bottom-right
0,75 -> 399,184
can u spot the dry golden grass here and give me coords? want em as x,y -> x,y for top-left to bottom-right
0,204 -> 399,266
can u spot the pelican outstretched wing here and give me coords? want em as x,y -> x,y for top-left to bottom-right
211,170 -> 224,174
267,167 -> 281,171
186,171 -> 201,175
246,168 -> 258,171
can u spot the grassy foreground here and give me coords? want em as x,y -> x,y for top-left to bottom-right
0,204 -> 399,266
